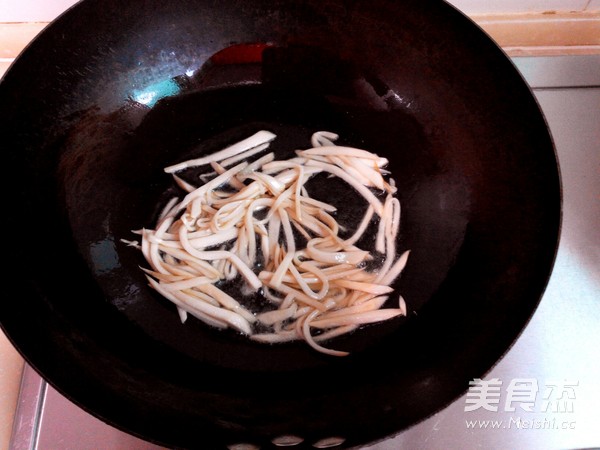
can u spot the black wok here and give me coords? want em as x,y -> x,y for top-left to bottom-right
0,0 -> 560,448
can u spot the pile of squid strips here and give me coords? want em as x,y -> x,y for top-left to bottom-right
122,130 -> 410,356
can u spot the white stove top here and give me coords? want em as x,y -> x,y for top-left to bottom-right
10,55 -> 600,450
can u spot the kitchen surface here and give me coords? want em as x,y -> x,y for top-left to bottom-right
1,1 -> 599,449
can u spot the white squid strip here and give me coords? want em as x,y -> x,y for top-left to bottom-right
120,238 -> 141,249
320,296 -> 389,319
306,238 -> 370,265
376,196 -> 402,279
312,325 -> 358,342
160,276 -> 214,291
399,295 -> 407,316
250,330 -> 298,343
199,171 -> 217,183
181,288 -> 220,307
241,214 -> 257,267
328,155 -> 381,189
265,187 -> 294,222
211,200 -> 248,232
143,219 -> 175,275
287,208 -> 329,237
147,253 -> 200,278
177,162 -> 248,211
273,166 -> 320,186
377,250 -> 411,286
290,219 -> 313,242
294,261 -> 330,291
267,213 -> 281,265
177,307 -> 188,323
171,289 -> 252,334
303,264 -> 363,282
258,270 -> 317,285
178,226 -> 262,290
148,225 -> 218,242
390,197 -> 401,240
156,245 -> 222,279
292,305 -> 312,319
288,263 -> 328,300
293,165 -> 304,221
189,227 -> 237,248
333,279 -> 393,295
302,310 -> 349,357
164,130 -> 276,173
245,172 -> 286,196
309,308 -> 404,329
197,283 -> 256,323
297,195 -> 337,212
219,142 -> 271,167
316,210 -> 343,238
148,227 -> 237,249
341,155 -> 386,190
311,131 -> 339,147
140,267 -> 186,282
157,196 -> 180,221
299,145 -> 384,161
262,286 -> 285,305
343,205 -> 375,247
263,280 -> 328,312
220,179 -> 265,204
376,195 -> 394,253
257,303 -> 298,325
279,293 -> 296,310
209,161 -> 246,190
237,152 -> 276,180
172,174 -> 197,193
261,160 -> 304,174
260,232 -> 270,266
146,277 -> 231,330
269,210 -> 296,287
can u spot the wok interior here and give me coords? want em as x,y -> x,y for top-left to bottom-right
0,0 -> 560,448
59,44 -> 471,368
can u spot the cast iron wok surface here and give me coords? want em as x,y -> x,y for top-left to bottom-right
0,0 -> 560,448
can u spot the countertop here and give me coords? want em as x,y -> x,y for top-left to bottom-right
1,15 -> 599,450
0,333 -> 23,449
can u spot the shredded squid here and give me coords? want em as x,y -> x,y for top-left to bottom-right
124,130 -> 410,356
